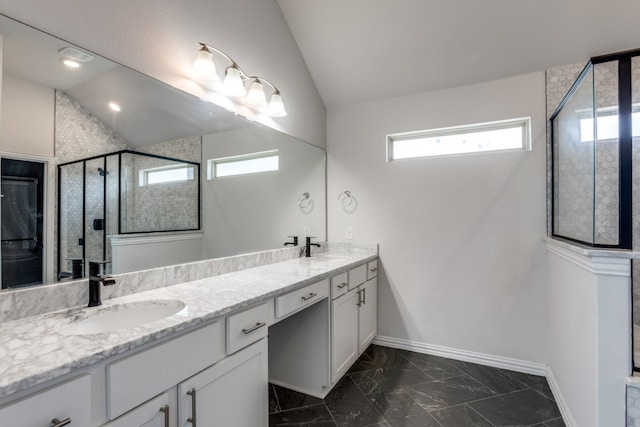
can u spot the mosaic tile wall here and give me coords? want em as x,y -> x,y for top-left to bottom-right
55,91 -> 201,276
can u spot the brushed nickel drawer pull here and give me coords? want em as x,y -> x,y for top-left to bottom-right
370,267 -> 378,272
356,289 -> 362,307
362,288 -> 366,304
242,322 -> 267,334
51,419 -> 71,427
301,292 -> 318,301
159,405 -> 170,427
338,283 -> 348,289
187,388 -> 197,426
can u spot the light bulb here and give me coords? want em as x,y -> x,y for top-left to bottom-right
193,45 -> 217,80
223,65 -> 247,96
247,80 -> 267,106
62,58 -> 81,68
108,102 -> 121,112
267,92 -> 287,117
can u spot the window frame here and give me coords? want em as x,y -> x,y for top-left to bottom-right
207,149 -> 279,180
386,117 -> 531,162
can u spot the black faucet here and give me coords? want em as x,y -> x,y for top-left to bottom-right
284,236 -> 299,246
305,237 -> 321,257
88,261 -> 116,307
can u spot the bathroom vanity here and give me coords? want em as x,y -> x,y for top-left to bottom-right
0,245 -> 377,426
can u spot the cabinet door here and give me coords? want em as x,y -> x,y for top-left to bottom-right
358,277 -> 378,354
178,338 -> 268,427
104,392 -> 173,427
331,288 -> 359,383
0,375 -> 91,427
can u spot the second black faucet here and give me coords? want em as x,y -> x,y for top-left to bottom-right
305,236 -> 321,257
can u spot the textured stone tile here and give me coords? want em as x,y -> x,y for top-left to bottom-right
468,389 -> 561,426
429,404 -> 493,426
456,361 -> 528,394
503,370 -> 555,400
325,376 -> 386,426
269,404 -> 336,426
269,384 -> 280,413
348,345 -> 411,374
406,375 -> 495,412
369,389 -> 439,427
349,364 -> 432,394
274,384 -> 324,411
397,351 -> 465,380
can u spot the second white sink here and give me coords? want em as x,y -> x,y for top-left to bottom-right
60,299 -> 187,335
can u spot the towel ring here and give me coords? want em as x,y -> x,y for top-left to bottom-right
338,190 -> 357,213
297,192 -> 313,209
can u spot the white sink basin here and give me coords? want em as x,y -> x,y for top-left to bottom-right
60,299 -> 187,335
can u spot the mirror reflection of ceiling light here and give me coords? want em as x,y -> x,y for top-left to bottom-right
108,102 -> 121,112
192,42 -> 287,117
62,58 -> 81,68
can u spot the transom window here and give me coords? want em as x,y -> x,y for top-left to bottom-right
386,117 -> 531,161
207,150 -> 279,179
139,163 -> 195,186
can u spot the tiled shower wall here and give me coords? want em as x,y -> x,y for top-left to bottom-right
55,90 -> 201,276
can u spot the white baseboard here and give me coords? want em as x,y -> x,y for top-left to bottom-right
372,335 -> 547,376
546,367 -> 577,427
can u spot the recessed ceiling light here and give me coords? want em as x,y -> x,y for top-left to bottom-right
62,58 -> 81,68
108,102 -> 121,112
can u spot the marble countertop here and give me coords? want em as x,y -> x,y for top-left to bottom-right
0,251 -> 376,400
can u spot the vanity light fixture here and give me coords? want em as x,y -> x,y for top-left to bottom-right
192,42 -> 287,117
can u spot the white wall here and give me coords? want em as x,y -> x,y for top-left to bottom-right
327,72 -> 548,366
0,73 -> 54,157
546,242 -> 631,426
0,0 -> 326,148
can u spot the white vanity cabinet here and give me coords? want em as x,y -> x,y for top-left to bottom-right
0,375 -> 92,427
178,338 -> 268,427
330,261 -> 378,382
103,392 -> 173,427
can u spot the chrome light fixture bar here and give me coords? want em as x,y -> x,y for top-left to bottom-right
193,43 -> 287,117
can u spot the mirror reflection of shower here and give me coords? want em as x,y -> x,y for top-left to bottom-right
57,150 -> 200,281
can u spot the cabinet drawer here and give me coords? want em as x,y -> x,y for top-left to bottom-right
104,392 -> 171,426
107,321 -> 224,420
367,260 -> 378,280
331,272 -> 349,299
0,375 -> 91,427
348,264 -> 367,291
226,302 -> 270,355
275,279 -> 329,319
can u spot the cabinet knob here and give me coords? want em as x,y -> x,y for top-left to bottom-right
338,283 -> 348,289
51,418 -> 71,427
370,267 -> 377,272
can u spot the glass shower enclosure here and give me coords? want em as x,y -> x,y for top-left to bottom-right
57,150 -> 200,279
550,48 -> 640,371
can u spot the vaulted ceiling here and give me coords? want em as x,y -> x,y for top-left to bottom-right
278,0 -> 640,107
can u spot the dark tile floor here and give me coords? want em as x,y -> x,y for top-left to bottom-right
269,344 -> 565,427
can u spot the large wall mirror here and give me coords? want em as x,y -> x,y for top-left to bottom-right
0,14 -> 326,289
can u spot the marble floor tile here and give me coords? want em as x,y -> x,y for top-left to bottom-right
269,384 -> 281,413
349,364 -> 433,395
429,404 -> 493,426
348,345 -> 412,373
273,384 -> 324,411
269,404 -> 336,427
456,361 -> 529,395
396,351 -> 465,380
542,418 -> 566,427
324,376 -> 387,426
368,389 -> 440,427
503,370 -> 556,400
405,375 -> 496,412
468,389 -> 562,426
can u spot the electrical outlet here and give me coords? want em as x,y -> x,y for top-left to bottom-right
304,226 -> 310,236
346,226 -> 353,240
